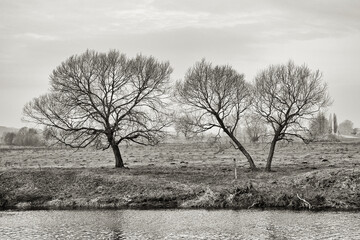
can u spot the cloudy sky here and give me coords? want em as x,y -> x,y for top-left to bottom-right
1,0 -> 359,128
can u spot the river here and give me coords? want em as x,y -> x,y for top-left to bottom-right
0,209 -> 359,239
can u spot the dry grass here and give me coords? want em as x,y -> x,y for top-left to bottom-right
0,141 -> 359,172
0,141 -> 359,210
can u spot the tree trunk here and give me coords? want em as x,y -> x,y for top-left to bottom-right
265,138 -> 277,172
230,134 -> 257,171
237,142 -> 257,170
214,115 -> 257,171
111,144 -> 124,168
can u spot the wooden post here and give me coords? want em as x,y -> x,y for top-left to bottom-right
233,158 -> 237,180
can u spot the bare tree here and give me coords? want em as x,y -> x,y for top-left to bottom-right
253,60 -> 331,171
309,112 -> 330,139
13,127 -> 43,146
23,50 -> 173,168
175,59 -> 257,170
173,114 -> 197,139
244,114 -> 268,143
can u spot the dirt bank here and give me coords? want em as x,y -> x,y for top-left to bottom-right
1,165 -> 359,211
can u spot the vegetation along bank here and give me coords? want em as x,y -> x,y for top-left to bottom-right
1,142 -> 359,211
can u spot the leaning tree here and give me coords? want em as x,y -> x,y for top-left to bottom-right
23,50 -> 173,168
253,60 -> 331,171
175,59 -> 257,170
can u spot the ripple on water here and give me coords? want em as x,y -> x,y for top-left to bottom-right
0,210 -> 359,239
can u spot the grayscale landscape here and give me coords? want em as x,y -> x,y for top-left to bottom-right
1,0 -> 359,239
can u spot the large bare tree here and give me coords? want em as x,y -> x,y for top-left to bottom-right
253,60 -> 331,171
175,59 -> 257,170
23,50 -> 173,168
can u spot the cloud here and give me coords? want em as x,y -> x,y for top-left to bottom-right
95,0 -> 360,47
16,32 -> 59,41
150,0 -> 360,40
2,0 -> 359,45
106,8 -> 271,34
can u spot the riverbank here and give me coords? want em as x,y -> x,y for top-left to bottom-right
1,142 -> 359,211
1,165 -> 359,211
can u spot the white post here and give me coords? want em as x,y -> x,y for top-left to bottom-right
233,158 -> 237,180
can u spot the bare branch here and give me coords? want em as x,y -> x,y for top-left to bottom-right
174,59 -> 257,170
23,50 -> 172,168
253,60 -> 331,171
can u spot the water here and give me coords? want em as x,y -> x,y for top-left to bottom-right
0,209 -> 359,239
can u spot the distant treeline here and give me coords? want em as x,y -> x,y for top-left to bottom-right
309,112 -> 359,140
1,127 -> 44,146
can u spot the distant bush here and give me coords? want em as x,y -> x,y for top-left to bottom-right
338,120 -> 354,135
3,132 -> 16,145
312,133 -> 340,143
2,127 -> 44,146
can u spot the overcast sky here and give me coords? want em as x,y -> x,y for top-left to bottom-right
1,0 -> 359,129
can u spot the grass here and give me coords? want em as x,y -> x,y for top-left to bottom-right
0,141 -> 359,211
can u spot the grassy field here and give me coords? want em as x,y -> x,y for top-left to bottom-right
0,141 -> 359,211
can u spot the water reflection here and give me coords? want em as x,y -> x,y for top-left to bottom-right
0,209 -> 359,239
109,229 -> 125,240
108,211 -> 125,240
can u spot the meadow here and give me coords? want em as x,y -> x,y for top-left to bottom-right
1,140 -> 359,170
0,140 -> 359,211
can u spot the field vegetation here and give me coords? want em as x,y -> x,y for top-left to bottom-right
1,50 -> 359,211
1,140 -> 359,211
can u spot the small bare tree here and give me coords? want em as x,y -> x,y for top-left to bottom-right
253,60 -> 331,171
23,50 -> 172,168
309,112 -> 330,139
173,114 -> 197,139
175,59 -> 257,170
244,114 -> 268,143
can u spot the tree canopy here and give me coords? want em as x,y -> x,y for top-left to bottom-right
338,120 -> 354,135
175,59 -> 257,170
253,60 -> 331,171
23,50 -> 173,167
